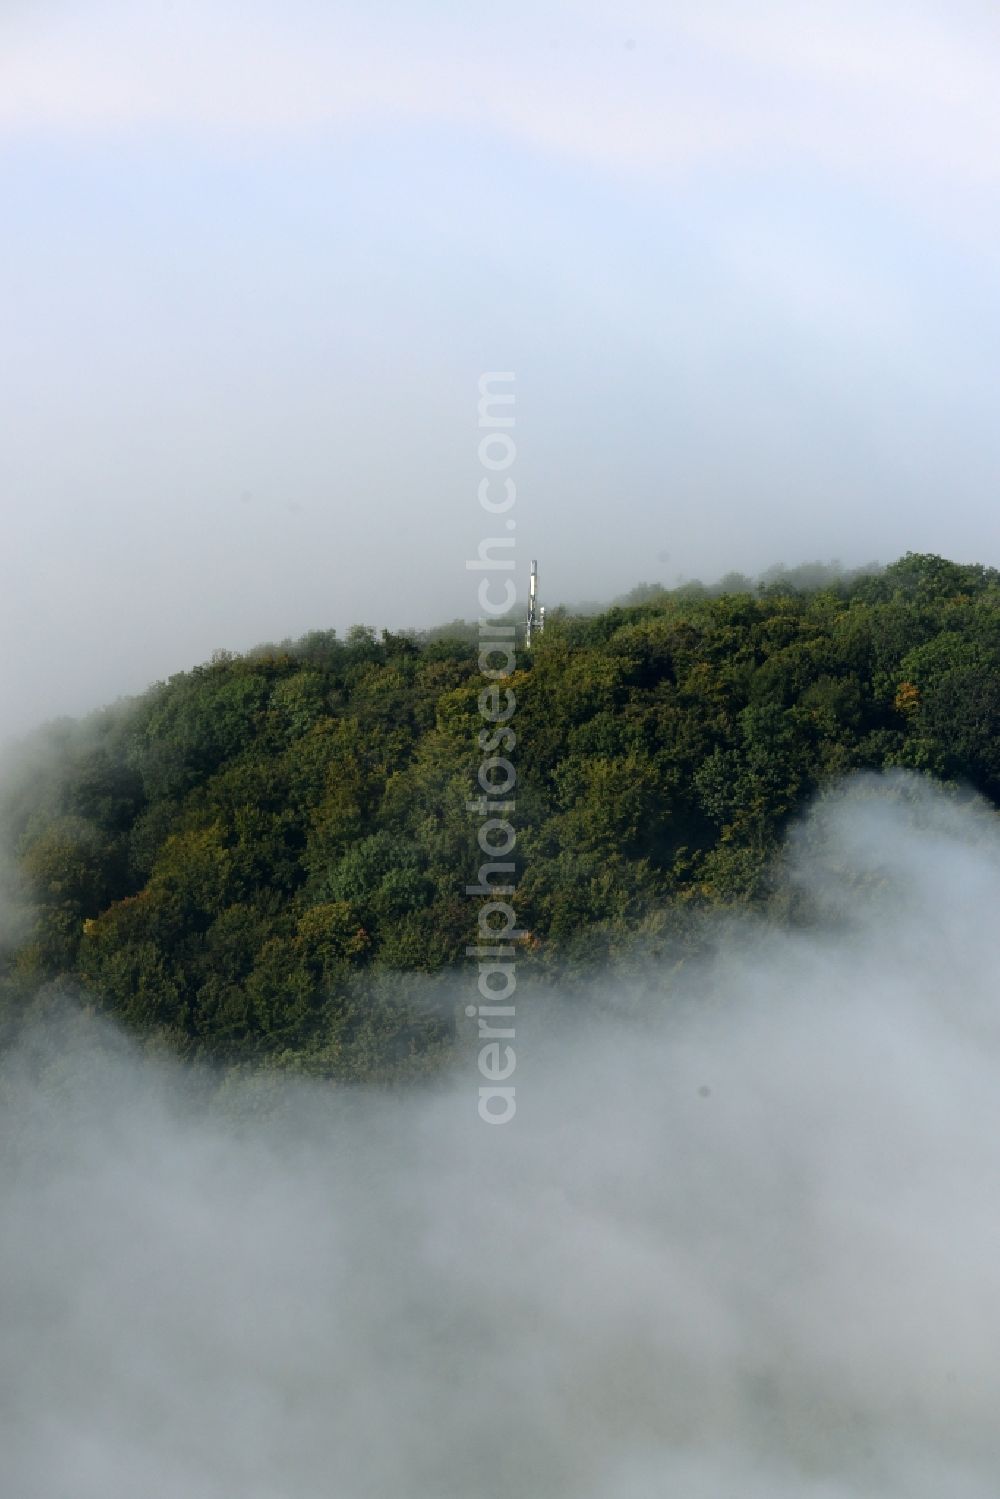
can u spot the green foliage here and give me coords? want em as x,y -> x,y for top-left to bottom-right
3,554 -> 1000,1078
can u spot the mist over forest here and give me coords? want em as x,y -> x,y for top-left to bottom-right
4,551 -> 1000,1496
4,548 -> 1000,1496
5,773 -> 1000,1496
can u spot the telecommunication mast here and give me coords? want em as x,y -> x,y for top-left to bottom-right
526,560 -> 543,647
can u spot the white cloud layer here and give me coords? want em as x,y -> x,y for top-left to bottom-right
5,775 -> 1000,1494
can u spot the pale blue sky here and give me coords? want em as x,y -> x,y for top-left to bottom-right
4,0 -> 1000,732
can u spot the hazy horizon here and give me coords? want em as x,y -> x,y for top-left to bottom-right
1,552 -> 892,744
5,2 -> 1000,735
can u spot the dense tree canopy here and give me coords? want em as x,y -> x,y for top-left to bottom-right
2,553 -> 998,1077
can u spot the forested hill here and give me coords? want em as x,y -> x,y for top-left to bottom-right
2,552 -> 999,1077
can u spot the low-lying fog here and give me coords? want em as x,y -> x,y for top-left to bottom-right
3,774 -> 1000,1497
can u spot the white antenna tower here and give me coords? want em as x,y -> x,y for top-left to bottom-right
526,560 -> 540,647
